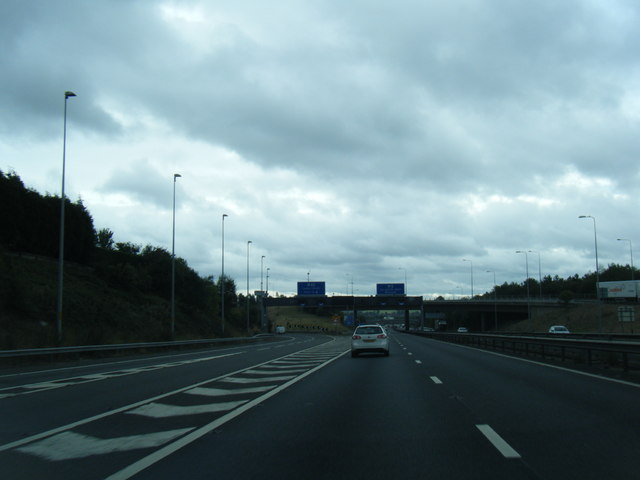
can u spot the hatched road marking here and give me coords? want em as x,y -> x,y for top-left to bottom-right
185,386 -> 274,397
1,336 -> 350,478
127,400 -> 248,418
17,429 -> 192,461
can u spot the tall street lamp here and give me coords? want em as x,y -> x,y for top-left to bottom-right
56,90 -> 76,344
171,173 -> 181,338
246,240 -> 252,333
528,250 -> 542,299
617,238 -> 634,281
221,213 -> 228,334
266,267 -> 270,296
516,250 -> 532,331
578,215 -> 600,292
261,255 -> 266,291
486,270 -> 498,331
579,215 -> 602,332
462,259 -> 474,298
398,267 -> 407,295
617,238 -> 635,300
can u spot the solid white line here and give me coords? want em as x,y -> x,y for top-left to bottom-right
476,424 -> 521,459
430,376 -> 442,384
104,349 -> 351,480
0,348 -> 251,379
0,352 -> 243,396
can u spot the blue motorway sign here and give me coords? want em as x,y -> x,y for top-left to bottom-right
297,281 -> 326,296
376,283 -> 405,295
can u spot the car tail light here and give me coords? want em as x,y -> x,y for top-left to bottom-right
352,335 -> 361,340
377,334 -> 387,339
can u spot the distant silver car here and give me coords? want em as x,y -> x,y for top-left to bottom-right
351,325 -> 389,357
457,327 -> 468,333
548,325 -> 570,334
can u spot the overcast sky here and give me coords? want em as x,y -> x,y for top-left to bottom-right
2,0 -> 640,298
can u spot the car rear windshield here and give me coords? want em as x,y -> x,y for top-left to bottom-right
355,326 -> 383,335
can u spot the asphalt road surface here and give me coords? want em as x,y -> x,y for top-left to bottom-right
1,332 -> 638,479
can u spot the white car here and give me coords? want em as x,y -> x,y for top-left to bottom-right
548,325 -> 570,334
457,327 -> 468,333
351,325 -> 389,357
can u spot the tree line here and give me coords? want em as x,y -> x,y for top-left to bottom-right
0,170 -> 258,345
481,263 -> 637,302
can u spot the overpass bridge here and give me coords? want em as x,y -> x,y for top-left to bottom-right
422,298 -> 565,331
264,295 -> 424,325
264,295 -> 565,332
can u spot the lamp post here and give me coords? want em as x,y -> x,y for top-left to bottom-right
56,91 -> 76,344
221,213 -> 228,334
528,250 -> 542,299
617,238 -> 634,281
516,250 -> 532,331
171,173 -> 181,338
462,259 -> 474,298
266,267 -> 270,296
246,240 -> 252,333
307,271 -> 310,282
579,215 -> 601,332
617,238 -> 635,300
486,270 -> 498,331
578,215 -> 600,292
398,267 -> 407,295
261,255 -> 266,291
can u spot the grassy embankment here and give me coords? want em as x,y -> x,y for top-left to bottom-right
505,303 -> 637,333
0,252 -> 233,349
268,306 -> 350,335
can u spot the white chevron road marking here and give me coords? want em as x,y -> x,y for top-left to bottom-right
17,429 -> 192,461
127,400 -> 248,418
185,386 -> 275,397
221,375 -> 296,384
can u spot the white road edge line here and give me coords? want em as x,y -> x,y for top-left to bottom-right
441,339 -> 640,389
476,424 -> 521,459
104,348 -> 351,480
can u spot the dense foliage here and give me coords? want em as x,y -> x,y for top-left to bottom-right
482,264 -> 638,301
0,171 -> 95,263
0,170 -> 257,347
